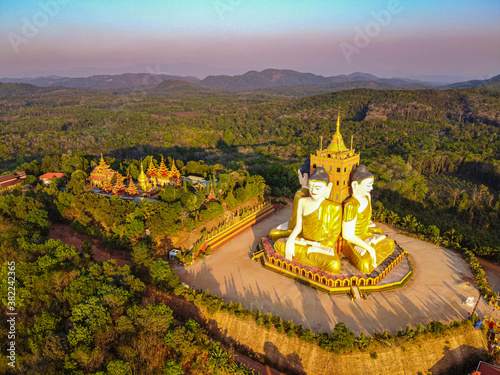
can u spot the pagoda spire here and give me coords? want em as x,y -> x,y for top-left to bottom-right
207,177 -> 216,201
326,111 -> 348,153
112,173 -> 125,195
126,175 -> 138,196
138,161 -> 149,192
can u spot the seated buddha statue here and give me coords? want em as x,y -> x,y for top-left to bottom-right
273,167 -> 342,274
269,158 -> 310,242
341,165 -> 395,273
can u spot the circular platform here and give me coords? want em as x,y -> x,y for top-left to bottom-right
258,236 -> 412,294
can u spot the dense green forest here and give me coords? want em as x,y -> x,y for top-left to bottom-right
0,190 -> 260,374
1,86 -> 499,373
1,86 -> 499,259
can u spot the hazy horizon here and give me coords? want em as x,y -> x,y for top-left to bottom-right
1,0 -> 499,80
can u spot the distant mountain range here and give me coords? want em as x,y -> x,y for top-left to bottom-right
1,69 -> 498,97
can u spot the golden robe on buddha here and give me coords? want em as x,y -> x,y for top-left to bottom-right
274,199 -> 342,274
342,197 -> 395,273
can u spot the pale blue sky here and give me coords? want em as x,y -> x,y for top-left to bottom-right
1,0 -> 499,78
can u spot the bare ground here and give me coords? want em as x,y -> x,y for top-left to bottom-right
173,204 -> 500,336
478,257 -> 500,295
48,223 -> 131,267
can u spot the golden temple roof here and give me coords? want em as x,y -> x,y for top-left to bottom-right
326,114 -> 348,153
147,158 -> 158,177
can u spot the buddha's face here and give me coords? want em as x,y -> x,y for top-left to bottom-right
355,177 -> 374,196
308,180 -> 330,201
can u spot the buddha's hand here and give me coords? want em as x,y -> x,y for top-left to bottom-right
285,238 -> 295,261
364,243 -> 377,267
369,227 -> 384,235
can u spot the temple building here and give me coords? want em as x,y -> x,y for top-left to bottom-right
150,156 -> 182,187
88,155 -> 115,188
156,156 -> 170,186
310,114 -> 360,204
88,154 -> 183,196
147,158 -> 158,187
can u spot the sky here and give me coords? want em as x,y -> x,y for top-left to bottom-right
0,0 -> 499,79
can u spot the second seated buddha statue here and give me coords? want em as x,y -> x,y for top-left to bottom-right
273,167 -> 342,274
341,165 -> 395,273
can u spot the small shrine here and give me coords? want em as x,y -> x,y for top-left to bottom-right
111,173 -> 126,195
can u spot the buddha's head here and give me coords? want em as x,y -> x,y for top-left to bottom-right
298,158 -> 310,188
308,167 -> 332,202
351,165 -> 374,197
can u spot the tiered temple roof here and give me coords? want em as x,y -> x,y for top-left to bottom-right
88,154 -> 114,187
87,154 -> 183,195
111,173 -> 126,195
126,175 -> 139,196
147,158 -> 158,179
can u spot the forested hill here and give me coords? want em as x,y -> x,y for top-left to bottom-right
1,85 -> 500,258
0,82 -> 64,97
293,88 -> 500,126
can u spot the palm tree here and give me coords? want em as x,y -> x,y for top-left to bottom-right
387,211 -> 400,226
402,215 -> 419,232
249,175 -> 269,195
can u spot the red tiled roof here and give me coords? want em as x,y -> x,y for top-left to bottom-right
477,361 -> 500,375
0,174 -> 17,184
0,179 -> 22,190
39,173 -> 65,180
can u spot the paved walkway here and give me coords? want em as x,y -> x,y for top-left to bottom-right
174,205 -> 500,335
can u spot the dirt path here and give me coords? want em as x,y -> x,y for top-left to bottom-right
478,257 -> 500,295
48,223 -> 131,267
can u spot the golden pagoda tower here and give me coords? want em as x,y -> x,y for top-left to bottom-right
112,173 -> 126,195
138,162 -> 149,192
102,177 -> 113,193
147,157 -> 158,186
88,153 -> 113,187
126,175 -> 139,196
157,156 -> 171,187
207,184 -> 216,201
170,160 -> 181,179
310,112 -> 360,204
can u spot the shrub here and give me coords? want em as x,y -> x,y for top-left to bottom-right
428,321 -> 446,335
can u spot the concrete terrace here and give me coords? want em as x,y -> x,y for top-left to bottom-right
173,204 -> 500,335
